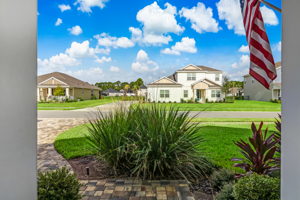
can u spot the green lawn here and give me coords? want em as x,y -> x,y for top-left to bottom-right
38,96 -> 125,110
191,118 -> 276,122
136,100 -> 281,111
54,122 -> 275,172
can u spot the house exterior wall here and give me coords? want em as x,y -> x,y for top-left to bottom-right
73,88 -> 99,100
244,67 -> 281,101
244,76 -> 272,101
147,86 -> 224,103
147,86 -> 183,102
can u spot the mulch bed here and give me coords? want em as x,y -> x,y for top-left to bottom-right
68,155 -> 214,200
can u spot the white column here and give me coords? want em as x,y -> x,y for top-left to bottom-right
282,1 -> 300,199
48,88 -> 52,96
66,88 -> 70,97
37,88 -> 40,101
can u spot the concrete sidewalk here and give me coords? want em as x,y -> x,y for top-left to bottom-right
38,110 -> 280,119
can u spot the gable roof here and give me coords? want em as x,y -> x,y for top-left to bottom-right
192,78 -> 222,88
177,64 -> 221,72
148,76 -> 182,86
38,72 -> 100,90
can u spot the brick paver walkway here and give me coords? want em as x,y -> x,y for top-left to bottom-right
38,118 -> 195,200
79,179 -> 194,200
37,118 -> 86,172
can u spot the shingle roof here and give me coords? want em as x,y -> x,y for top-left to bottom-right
102,88 -> 120,93
177,65 -> 221,72
38,72 -> 100,90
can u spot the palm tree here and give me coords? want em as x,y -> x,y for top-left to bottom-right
123,84 -> 130,96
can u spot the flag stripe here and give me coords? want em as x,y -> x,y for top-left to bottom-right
240,0 -> 277,89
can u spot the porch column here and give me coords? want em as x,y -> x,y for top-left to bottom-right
37,88 -> 40,101
282,0 -> 300,199
47,88 -> 52,96
66,88 -> 70,97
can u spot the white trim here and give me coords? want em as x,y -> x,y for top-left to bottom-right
148,76 -> 182,85
38,76 -> 68,86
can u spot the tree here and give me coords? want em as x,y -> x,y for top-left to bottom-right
222,76 -> 231,98
53,85 -> 65,96
123,84 -> 130,96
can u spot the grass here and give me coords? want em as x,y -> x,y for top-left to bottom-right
191,118 -> 276,122
38,96 -> 138,110
136,100 -> 281,111
54,122 -> 276,172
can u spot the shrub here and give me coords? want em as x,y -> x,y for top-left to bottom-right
211,169 -> 235,191
233,173 -> 280,200
225,96 -> 234,103
38,167 -> 82,200
232,122 -> 278,175
216,183 -> 235,200
87,104 -> 213,181
91,95 -> 97,100
53,86 -> 65,96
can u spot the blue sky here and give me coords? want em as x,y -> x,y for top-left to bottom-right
38,0 -> 281,84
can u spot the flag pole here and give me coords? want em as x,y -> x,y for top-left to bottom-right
258,0 -> 282,13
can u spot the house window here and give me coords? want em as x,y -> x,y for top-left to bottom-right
187,73 -> 196,81
160,90 -> 170,98
184,90 -> 188,98
211,90 -> 221,98
215,74 -> 220,81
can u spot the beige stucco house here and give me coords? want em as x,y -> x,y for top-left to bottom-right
38,72 -> 100,101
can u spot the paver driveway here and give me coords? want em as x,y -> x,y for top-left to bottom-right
37,118 -> 86,172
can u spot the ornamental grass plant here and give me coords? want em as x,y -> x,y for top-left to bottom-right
87,104 -> 212,181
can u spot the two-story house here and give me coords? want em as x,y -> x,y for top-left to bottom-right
243,61 -> 281,101
147,64 -> 224,103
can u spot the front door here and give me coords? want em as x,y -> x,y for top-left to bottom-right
196,89 -> 201,102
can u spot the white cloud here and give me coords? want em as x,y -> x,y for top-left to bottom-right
68,25 -> 83,36
94,33 -> 134,48
58,4 -> 71,12
260,6 -> 279,26
68,67 -> 104,84
110,66 -> 121,72
95,56 -> 112,64
216,0 -> 279,35
130,2 -> 184,46
231,55 -> 249,69
38,53 -> 79,74
65,41 -> 96,58
55,18 -> 63,26
38,40 -> 104,74
275,41 -> 281,52
161,37 -> 197,55
216,0 -> 245,35
131,50 -> 159,72
238,44 -> 249,53
179,2 -> 220,34
75,0 -> 109,13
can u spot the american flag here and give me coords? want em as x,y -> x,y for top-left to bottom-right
240,0 -> 277,89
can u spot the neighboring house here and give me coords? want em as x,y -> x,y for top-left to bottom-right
38,72 -> 100,101
102,88 -> 122,96
147,64 -> 224,103
243,62 -> 281,101
137,85 -> 147,97
228,87 -> 244,97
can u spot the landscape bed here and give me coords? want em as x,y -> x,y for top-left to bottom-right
54,122 -> 275,172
